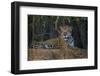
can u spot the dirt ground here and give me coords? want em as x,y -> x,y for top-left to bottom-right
28,48 -> 87,61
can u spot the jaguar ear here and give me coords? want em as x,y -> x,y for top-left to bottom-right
56,29 -> 61,34
59,26 -> 64,32
69,26 -> 73,32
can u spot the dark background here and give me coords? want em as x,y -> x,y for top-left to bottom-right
28,15 -> 88,49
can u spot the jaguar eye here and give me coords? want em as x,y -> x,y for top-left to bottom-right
64,32 -> 67,36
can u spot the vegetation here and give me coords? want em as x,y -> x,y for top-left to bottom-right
28,15 -> 88,49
